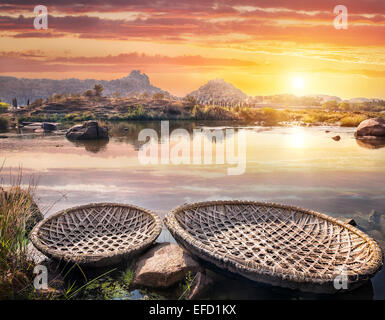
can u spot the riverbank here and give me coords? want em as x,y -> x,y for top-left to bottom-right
1,94 -> 384,131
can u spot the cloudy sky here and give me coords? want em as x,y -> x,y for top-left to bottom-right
0,0 -> 384,98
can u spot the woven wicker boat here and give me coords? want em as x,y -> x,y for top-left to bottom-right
165,201 -> 383,293
30,203 -> 162,267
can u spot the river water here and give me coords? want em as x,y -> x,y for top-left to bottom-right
1,121 -> 384,299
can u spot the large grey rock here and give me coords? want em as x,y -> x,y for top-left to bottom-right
355,118 -> 385,138
66,121 -> 108,140
132,243 -> 200,288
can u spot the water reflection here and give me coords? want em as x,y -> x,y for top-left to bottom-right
70,139 -> 109,153
288,127 -> 306,148
356,138 -> 385,150
206,268 -> 374,300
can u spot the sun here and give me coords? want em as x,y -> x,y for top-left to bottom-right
292,77 -> 304,90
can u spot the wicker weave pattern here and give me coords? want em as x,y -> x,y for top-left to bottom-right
165,201 -> 383,293
30,203 -> 162,267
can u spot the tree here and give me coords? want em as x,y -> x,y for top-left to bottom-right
83,89 -> 94,98
94,84 -> 104,96
184,95 -> 197,105
339,102 -> 351,111
322,100 -> 339,111
30,98 -> 43,108
12,98 -> 17,109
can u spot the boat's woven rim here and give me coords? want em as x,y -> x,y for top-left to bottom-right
30,202 -> 162,264
164,200 -> 383,286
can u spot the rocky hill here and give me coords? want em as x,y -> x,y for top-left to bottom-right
188,78 -> 247,106
0,70 -> 168,105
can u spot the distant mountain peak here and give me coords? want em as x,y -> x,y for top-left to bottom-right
124,70 -> 150,84
0,71 -> 167,104
188,78 -> 247,104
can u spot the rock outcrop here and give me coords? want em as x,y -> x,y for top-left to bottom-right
66,121 -> 109,140
355,118 -> 385,138
132,243 -> 200,288
42,122 -> 57,131
188,78 -> 247,106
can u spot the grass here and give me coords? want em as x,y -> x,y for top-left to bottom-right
77,268 -> 134,300
178,271 -> 196,300
122,268 -> 134,286
9,98 -> 385,128
0,168 -> 37,299
340,115 -> 368,127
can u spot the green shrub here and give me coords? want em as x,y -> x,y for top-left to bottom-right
340,115 -> 368,127
261,107 -> 281,125
0,102 -> 9,113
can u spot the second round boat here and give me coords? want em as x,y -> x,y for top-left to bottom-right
164,200 -> 383,293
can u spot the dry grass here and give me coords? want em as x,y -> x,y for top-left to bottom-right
0,168 -> 38,299
340,115 -> 368,127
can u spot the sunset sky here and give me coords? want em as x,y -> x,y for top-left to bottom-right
0,1 -> 384,98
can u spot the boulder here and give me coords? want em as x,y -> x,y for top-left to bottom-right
66,121 -> 108,140
332,135 -> 341,141
132,243 -> 200,288
41,122 -> 57,131
355,118 -> 385,138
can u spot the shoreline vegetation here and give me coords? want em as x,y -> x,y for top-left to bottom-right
0,169 -> 38,299
0,85 -> 384,132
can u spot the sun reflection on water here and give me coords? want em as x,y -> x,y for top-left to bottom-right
288,127 -> 306,148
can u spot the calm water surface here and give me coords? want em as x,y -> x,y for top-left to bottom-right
1,121 -> 384,299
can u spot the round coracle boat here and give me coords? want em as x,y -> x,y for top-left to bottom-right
30,203 -> 162,267
164,200 -> 383,293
